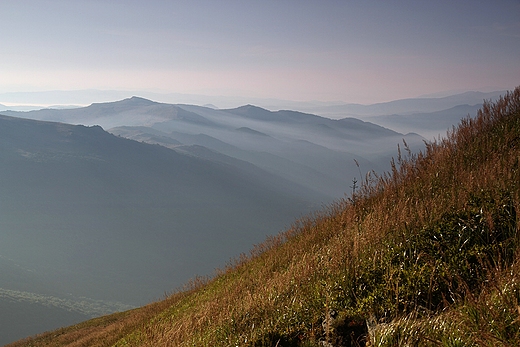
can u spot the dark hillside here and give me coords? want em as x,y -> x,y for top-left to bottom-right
8,87 -> 520,346
0,115 -> 322,317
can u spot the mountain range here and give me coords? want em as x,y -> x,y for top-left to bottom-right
4,88 -> 519,346
0,92 -> 492,344
3,97 -> 427,200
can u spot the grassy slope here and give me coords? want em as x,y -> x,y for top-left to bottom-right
8,87 -> 520,347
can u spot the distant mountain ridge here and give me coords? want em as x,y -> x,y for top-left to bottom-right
0,89 -> 507,115
3,98 -> 426,200
299,90 -> 507,118
1,90 -> 500,140
367,104 -> 484,139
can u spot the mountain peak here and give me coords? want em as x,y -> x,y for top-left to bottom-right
124,96 -> 158,106
225,104 -> 278,121
88,96 -> 158,109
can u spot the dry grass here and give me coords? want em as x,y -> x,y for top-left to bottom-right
9,87 -> 520,346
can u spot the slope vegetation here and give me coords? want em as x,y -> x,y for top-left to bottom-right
9,87 -> 520,346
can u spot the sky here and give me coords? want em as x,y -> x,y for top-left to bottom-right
1,0 -> 519,105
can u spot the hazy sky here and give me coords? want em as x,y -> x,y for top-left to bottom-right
1,1 -> 519,104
